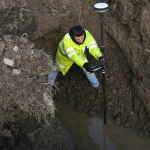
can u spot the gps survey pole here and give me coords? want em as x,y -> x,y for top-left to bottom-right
93,3 -> 109,124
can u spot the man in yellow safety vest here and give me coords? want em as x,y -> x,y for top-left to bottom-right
48,25 -> 103,93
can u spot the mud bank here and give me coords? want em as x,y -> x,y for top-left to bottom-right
0,35 -> 70,149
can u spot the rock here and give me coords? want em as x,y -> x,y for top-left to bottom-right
3,35 -> 14,43
0,1 -> 9,9
33,52 -> 42,59
3,58 -> 14,67
12,69 -> 20,75
0,40 -> 5,57
19,37 -> 28,44
13,46 -> 19,52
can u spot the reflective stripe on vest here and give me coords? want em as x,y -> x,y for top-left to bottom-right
65,34 -> 71,38
56,58 -> 65,68
89,41 -> 96,47
89,45 -> 98,52
60,41 -> 65,54
68,52 -> 77,58
83,46 -> 85,53
66,47 -> 75,53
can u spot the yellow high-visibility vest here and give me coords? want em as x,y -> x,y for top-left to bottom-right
55,30 -> 102,75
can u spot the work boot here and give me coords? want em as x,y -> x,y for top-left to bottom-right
94,85 -> 101,93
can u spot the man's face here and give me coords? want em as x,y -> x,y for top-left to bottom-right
74,34 -> 84,44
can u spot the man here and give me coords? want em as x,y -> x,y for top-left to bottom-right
48,25 -> 103,93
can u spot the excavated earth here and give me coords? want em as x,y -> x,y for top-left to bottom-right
0,0 -> 150,149
0,35 -> 70,149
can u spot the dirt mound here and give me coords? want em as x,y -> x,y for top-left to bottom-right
0,34 -> 54,122
0,35 -> 70,149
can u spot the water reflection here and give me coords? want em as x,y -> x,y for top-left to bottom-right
66,129 -> 74,150
89,117 -> 116,150
55,100 -> 150,150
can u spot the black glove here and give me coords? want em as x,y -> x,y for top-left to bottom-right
99,57 -> 106,65
83,63 -> 94,72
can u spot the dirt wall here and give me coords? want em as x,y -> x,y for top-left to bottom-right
0,34 -> 70,149
0,0 -> 72,149
104,0 -> 150,133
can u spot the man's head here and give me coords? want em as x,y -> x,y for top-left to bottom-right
69,25 -> 85,44
74,34 -> 84,44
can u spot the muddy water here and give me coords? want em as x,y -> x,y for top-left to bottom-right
55,100 -> 150,150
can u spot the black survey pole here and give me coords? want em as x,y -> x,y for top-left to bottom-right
100,13 -> 106,124
93,3 -> 109,124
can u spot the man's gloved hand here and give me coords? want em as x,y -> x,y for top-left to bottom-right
99,57 -> 106,65
83,63 -> 94,72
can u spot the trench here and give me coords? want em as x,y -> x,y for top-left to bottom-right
34,9 -> 150,148
46,17 -> 150,148
30,0 -> 150,135
1,0 -> 150,149
55,100 -> 150,150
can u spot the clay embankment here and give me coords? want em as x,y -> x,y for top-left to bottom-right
104,0 -> 150,133
0,35 -> 70,149
0,0 -> 70,149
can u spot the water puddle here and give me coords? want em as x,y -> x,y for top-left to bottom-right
55,100 -> 150,150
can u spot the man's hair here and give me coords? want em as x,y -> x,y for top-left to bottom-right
69,25 -> 85,37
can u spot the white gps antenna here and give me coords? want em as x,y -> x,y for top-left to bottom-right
93,3 -> 109,13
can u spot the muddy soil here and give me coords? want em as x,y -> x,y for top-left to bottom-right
0,35 -> 70,149
0,0 -> 150,149
104,0 -> 150,133
2,116 -> 70,150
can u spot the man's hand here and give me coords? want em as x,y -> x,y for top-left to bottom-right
99,57 -> 106,65
83,63 -> 94,72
